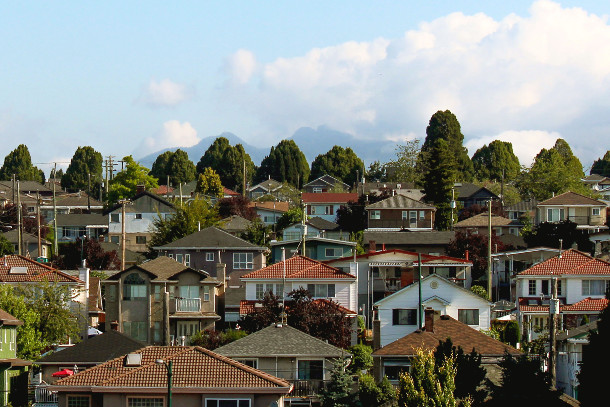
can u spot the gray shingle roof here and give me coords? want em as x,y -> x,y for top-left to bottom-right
108,256 -> 216,282
1,230 -> 51,245
505,199 -> 538,212
366,194 -> 435,210
56,213 -> 108,227
219,215 -> 252,233
307,217 -> 340,231
155,226 -> 266,250
215,324 -> 347,358
363,230 -> 455,245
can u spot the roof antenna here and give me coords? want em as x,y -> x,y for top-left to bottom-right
558,239 -> 563,259
3,256 -> 6,267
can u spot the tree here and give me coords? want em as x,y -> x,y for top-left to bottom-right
255,140 -> 310,188
0,144 -> 44,182
590,150 -> 610,177
358,374 -> 397,407
275,206 -> 304,232
336,191 -> 390,233
239,218 -> 270,246
217,195 -> 258,221
0,234 -> 13,255
501,321 -> 520,347
54,237 -> 121,270
447,230 -> 509,282
522,220 -> 594,253
472,140 -> 520,182
147,197 -> 218,254
107,156 -> 159,205
420,110 -> 474,182
50,167 -> 64,180
348,343 -> 373,374
61,146 -> 103,192
0,203 -> 50,238
386,139 -> 422,184
310,146 -> 364,187
149,151 -> 173,183
196,137 -> 256,192
195,167 -> 224,198
422,138 -> 456,230
366,161 -> 387,182
0,285 -> 43,360
398,347 -> 471,407
578,290 -> 610,406
470,285 -> 489,301
190,328 -> 248,350
319,358 -> 356,407
150,149 -> 196,185
458,201 -> 505,222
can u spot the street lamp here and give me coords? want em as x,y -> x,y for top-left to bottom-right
155,359 -> 172,407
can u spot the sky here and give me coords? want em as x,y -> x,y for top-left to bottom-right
1,0 -> 610,175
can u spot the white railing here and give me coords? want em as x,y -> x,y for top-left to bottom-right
34,385 -> 58,403
176,298 -> 201,312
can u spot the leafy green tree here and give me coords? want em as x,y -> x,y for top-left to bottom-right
239,218 -> 270,246
336,191 -> 390,233
348,343 -> 373,374
107,156 -> 159,205
310,146 -> 364,187
386,138 -> 422,184
366,161 -> 388,182
472,140 -> 520,182
149,151 -> 173,183
147,198 -> 218,253
255,140 -> 309,188
501,321 -> 520,347
422,138 -> 456,230
149,149 -> 196,185
54,237 -> 121,270
476,181 -> 522,207
196,167 -> 224,198
0,144 -> 44,182
0,234 -> 14,255
419,110 -> 474,182
447,230 -> 509,282
470,285 -> 489,301
398,347 -> 471,407
590,150 -> 610,177
319,358 -> 356,407
275,206 -> 304,232
61,146 -> 103,192
50,167 -> 64,180
359,374 -> 397,407
522,220 -> 594,253
0,285 -> 43,360
196,137 -> 256,192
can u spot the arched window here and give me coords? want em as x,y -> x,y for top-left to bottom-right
123,273 -> 147,300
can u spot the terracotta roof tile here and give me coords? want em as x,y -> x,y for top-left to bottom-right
301,192 -> 359,204
249,201 -> 290,212
517,249 -> 610,276
538,191 -> 606,206
518,297 -> 609,313
240,299 -> 357,315
54,346 -> 291,390
0,255 -> 83,283
241,256 -> 355,280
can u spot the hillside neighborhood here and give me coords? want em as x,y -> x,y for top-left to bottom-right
0,112 -> 609,407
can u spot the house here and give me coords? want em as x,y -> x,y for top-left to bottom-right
248,178 -> 297,201
105,190 -> 175,252
153,226 -> 267,323
241,255 -> 357,314
103,256 -> 221,345
88,276 -> 105,331
353,182 -> 423,201
215,324 -> 349,402
219,215 -> 253,235
556,320 -> 598,399
0,229 -> 52,260
55,213 -> 108,242
454,183 -> 499,209
366,194 -> 435,230
363,230 -> 456,255
269,237 -> 356,263
454,213 -> 522,237
325,249 -> 473,328
50,345 -> 292,407
373,274 -> 491,348
249,201 -> 290,226
505,199 -> 538,221
581,174 -> 610,191
304,175 -> 349,193
98,241 -> 145,267
0,309 -> 30,407
372,308 -> 520,382
39,193 -> 105,219
536,191 -> 608,232
282,217 -> 349,241
302,192 -> 358,222
515,249 -> 610,341
36,330 -> 145,384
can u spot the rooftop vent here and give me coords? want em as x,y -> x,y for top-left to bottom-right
9,267 -> 27,274
124,353 -> 142,367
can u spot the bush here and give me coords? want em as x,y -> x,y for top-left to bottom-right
348,343 -> 373,374
190,329 -> 248,350
502,321 -> 520,347
470,285 -> 489,301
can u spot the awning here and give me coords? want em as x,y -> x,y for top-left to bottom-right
52,368 -> 74,377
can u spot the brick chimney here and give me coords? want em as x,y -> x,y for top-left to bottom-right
110,321 -> 119,331
372,308 -> 381,350
136,184 -> 145,194
369,240 -> 376,253
424,308 -> 436,332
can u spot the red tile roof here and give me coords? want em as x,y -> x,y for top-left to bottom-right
324,249 -> 472,265
517,249 -> 610,276
240,299 -> 357,315
241,256 -> 356,280
54,346 -> 291,390
519,297 -> 609,313
538,191 -> 606,206
224,187 -> 240,196
0,255 -> 83,283
301,192 -> 359,204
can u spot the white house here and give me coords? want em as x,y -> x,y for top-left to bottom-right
374,274 -> 491,347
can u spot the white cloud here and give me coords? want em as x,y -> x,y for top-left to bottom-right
139,120 -> 199,156
221,0 -> 610,165
139,79 -> 192,107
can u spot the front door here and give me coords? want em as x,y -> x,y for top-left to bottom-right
176,321 -> 200,344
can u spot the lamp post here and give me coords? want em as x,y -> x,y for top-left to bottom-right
156,359 -> 172,407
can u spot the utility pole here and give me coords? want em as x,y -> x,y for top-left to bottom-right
37,192 -> 41,259
53,163 -> 58,256
487,199 -> 492,301
120,199 -> 128,270
17,180 -> 22,256
242,160 -> 246,197
87,173 -> 91,212
549,276 -> 559,388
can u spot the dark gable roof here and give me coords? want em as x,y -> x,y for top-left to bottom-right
454,183 -> 498,200
363,230 -> 455,245
37,330 -> 145,365
56,213 -> 108,227
104,191 -> 174,215
215,324 -> 347,358
505,199 -> 538,212
108,256 -> 214,282
366,194 -> 435,210
304,175 -> 349,189
538,191 -> 606,206
1,230 -> 51,245
249,179 -> 283,192
155,226 -> 266,251
219,215 -> 252,233
306,216 -> 340,231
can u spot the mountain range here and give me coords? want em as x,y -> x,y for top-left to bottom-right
138,126 -> 398,170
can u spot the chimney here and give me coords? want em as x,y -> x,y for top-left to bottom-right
373,308 -> 381,350
465,250 -> 469,261
110,321 -> 119,331
136,185 -> 145,194
424,308 -> 436,332
369,240 -> 376,253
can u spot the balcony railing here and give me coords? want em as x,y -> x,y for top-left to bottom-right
31,384 -> 58,404
368,219 -> 433,229
289,380 -> 328,397
175,298 -> 201,312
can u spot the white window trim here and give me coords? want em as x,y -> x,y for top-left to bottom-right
206,252 -> 214,262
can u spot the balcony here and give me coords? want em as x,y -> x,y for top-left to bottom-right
289,379 -> 329,398
173,298 -> 201,313
367,219 -> 433,230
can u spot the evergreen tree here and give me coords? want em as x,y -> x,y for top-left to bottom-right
195,167 -> 224,198
422,138 -> 456,230
107,156 -> 159,205
319,358 -> 355,407
472,140 -> 520,182
0,144 -> 44,182
61,146 -> 103,192
196,137 -> 255,192
255,140 -> 309,188
149,151 -> 173,184
522,220 -> 594,253
366,161 -> 387,182
310,146 -> 364,187
149,149 -> 196,185
590,150 -> 610,177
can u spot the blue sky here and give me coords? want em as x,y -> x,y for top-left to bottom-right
1,1 -> 609,174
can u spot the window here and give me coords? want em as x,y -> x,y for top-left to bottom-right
153,285 -> 162,301
370,210 -> 380,220
176,254 -> 183,264
307,284 -> 335,298
233,253 -> 253,269
206,400 -> 251,407
203,285 -> 210,301
419,211 -> 426,220
179,285 -> 199,299
383,359 -> 410,381
312,205 -> 331,215
136,236 -> 147,244
313,187 -> 323,193
325,248 -> 342,258
458,309 -> 480,325
541,280 -> 549,296
236,359 -> 258,369
558,279 -> 563,296
255,284 -> 264,300
123,321 -> 147,342
67,396 -> 91,407
582,280 -> 609,296
547,208 -> 565,222
123,273 -> 147,300
409,211 -> 417,224
184,254 -> 190,267
206,252 -> 214,262
593,208 -> 601,216
110,236 -> 120,244
392,309 -> 417,325
401,211 -> 408,220
135,213 -> 143,220
298,360 -> 324,380
528,280 -> 536,296
153,322 -> 161,343
256,283 -> 283,299
110,214 -> 120,223
128,398 -> 163,407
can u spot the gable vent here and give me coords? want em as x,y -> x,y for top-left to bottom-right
9,267 -> 27,274
124,353 -> 142,367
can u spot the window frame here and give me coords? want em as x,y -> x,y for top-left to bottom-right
306,283 -> 335,298
528,280 -> 537,296
67,394 -> 91,407
135,235 -> 147,245
134,213 -> 143,220
110,213 -> 120,223
370,210 -> 381,220
325,248 -> 342,258
582,279 -> 609,296
126,396 -> 165,407
593,208 -> 601,216
458,309 -> 480,326
297,359 -> 324,380
206,252 -> 214,262
205,399 -> 251,407
392,309 -> 417,325
233,252 -> 254,270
